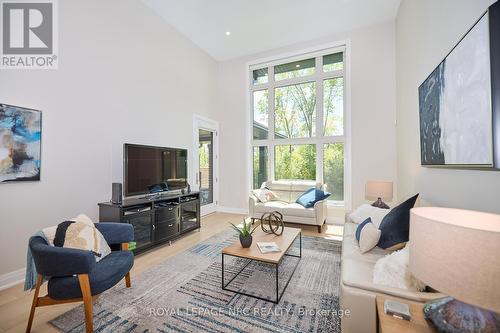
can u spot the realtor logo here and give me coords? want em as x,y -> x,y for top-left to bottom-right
1,0 -> 58,69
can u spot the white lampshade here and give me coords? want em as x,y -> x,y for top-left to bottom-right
409,207 -> 500,312
365,181 -> 393,200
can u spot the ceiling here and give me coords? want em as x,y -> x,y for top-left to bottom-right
142,0 -> 401,61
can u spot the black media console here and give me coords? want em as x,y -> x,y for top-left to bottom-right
98,192 -> 200,253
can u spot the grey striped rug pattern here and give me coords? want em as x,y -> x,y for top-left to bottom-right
50,229 -> 342,333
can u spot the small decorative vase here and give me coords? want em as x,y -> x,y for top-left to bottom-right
239,234 -> 252,248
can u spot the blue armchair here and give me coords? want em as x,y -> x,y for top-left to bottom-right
26,222 -> 134,333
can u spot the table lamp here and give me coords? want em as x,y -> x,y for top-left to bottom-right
365,181 -> 393,209
409,207 -> 500,332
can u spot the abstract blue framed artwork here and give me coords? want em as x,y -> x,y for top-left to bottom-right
0,104 -> 41,182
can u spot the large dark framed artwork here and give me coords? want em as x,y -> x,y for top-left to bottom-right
0,104 -> 42,182
418,1 -> 500,169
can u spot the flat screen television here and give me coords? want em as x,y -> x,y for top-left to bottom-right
124,144 -> 188,197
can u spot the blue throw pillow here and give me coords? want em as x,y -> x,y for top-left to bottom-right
296,188 -> 331,208
377,194 -> 419,249
356,217 -> 372,242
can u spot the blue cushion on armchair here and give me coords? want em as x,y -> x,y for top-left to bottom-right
95,222 -> 134,245
296,188 -> 330,208
29,236 -> 96,277
48,250 -> 133,300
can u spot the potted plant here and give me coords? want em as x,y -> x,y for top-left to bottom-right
230,220 -> 259,248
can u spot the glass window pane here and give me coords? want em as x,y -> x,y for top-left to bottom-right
323,52 -> 343,72
275,82 -> 316,139
199,129 -> 214,205
252,68 -> 268,85
275,144 -> 316,181
323,143 -> 344,201
324,78 -> 344,136
253,146 -> 268,189
253,90 -> 269,139
275,58 -> 315,81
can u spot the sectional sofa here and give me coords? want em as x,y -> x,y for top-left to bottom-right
340,210 -> 441,332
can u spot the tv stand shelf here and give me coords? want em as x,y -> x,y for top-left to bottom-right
98,192 -> 200,253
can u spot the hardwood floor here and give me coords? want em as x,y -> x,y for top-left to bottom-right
0,213 -> 343,333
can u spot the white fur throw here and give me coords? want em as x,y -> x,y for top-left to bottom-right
349,204 -> 390,227
372,244 -> 426,292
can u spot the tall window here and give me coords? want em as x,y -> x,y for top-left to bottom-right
250,48 -> 346,203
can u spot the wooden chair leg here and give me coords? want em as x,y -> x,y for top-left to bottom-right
26,274 -> 43,333
120,242 -> 132,288
317,225 -> 322,233
78,274 -> 93,333
125,272 -> 131,288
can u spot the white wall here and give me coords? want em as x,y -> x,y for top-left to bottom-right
216,22 -> 398,212
0,0 -> 219,277
396,0 -> 500,213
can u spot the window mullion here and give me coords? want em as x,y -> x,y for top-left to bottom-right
268,66 -> 275,141
268,65 -> 275,180
269,143 -> 275,181
273,76 -> 316,88
315,56 -> 324,184
319,69 -> 344,80
269,72 -> 342,89
250,83 -> 270,91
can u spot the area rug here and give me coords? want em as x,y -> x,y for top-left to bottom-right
50,229 -> 343,333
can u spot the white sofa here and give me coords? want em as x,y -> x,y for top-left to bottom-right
340,212 -> 442,333
248,180 -> 328,233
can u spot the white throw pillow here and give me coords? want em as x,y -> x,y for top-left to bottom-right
252,188 -> 279,203
358,222 -> 381,254
372,244 -> 426,291
349,204 -> 390,227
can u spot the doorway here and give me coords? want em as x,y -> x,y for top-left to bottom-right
193,116 -> 219,216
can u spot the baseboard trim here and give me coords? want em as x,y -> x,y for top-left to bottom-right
217,206 -> 248,215
326,217 -> 344,225
0,268 -> 25,291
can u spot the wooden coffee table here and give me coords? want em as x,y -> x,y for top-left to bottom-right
221,227 -> 302,304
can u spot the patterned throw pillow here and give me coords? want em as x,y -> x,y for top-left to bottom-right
53,214 -> 111,262
355,218 -> 381,254
252,188 -> 279,203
